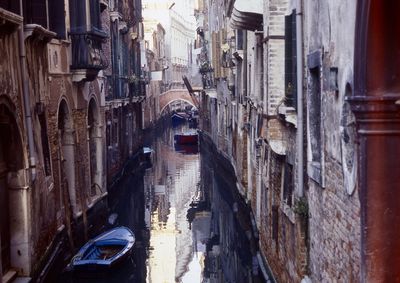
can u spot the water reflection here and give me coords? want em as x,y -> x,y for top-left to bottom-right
145,124 -> 201,282
59,121 -> 265,282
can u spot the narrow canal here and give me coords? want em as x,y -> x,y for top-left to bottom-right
60,120 -> 267,283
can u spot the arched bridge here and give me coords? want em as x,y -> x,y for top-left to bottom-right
158,89 -> 198,115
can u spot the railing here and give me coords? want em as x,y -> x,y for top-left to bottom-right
105,76 -> 146,101
129,79 -> 146,97
70,31 -> 108,70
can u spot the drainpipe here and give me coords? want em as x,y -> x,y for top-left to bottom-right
243,31 -> 248,102
19,0 -> 37,181
296,0 -> 304,198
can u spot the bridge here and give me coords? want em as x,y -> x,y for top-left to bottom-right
158,89 -> 199,115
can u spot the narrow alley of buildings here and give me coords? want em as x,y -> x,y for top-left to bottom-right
1,0 -> 400,282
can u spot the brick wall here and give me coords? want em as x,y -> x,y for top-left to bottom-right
308,158 -> 360,281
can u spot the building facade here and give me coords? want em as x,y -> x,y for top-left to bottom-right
143,0 -> 196,105
0,0 -> 109,281
196,0 -> 400,282
104,0 -> 146,184
143,22 -> 166,127
0,0 -> 146,281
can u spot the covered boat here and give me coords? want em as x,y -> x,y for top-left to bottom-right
171,112 -> 188,127
174,131 -> 199,145
71,226 -> 135,272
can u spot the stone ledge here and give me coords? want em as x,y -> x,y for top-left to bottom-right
0,7 -> 23,34
24,24 -> 56,42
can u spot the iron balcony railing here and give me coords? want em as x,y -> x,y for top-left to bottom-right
129,79 -> 146,97
70,31 -> 108,70
105,75 -> 146,101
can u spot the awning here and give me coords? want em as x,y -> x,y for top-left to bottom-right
230,0 -> 263,31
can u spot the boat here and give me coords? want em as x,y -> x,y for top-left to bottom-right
140,146 -> 154,168
174,131 -> 199,145
71,226 -> 135,272
171,112 -> 188,127
174,143 -> 199,154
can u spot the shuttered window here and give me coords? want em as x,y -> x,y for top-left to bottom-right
215,31 -> 221,78
284,10 -> 297,109
211,32 -> 217,78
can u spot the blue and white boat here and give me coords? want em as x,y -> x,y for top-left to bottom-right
71,226 -> 135,272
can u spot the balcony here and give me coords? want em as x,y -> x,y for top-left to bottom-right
105,75 -> 146,101
69,0 -> 108,82
129,79 -> 146,102
0,5 -> 22,34
0,0 -> 20,16
71,31 -> 108,82
229,0 -> 263,31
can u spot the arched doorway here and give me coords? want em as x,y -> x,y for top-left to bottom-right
58,100 -> 79,216
88,98 -> 104,199
0,103 -> 24,275
351,1 -> 400,281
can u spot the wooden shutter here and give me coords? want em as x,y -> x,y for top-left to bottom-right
284,10 -> 297,109
212,32 -> 218,78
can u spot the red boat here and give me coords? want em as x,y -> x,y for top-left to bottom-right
174,132 -> 198,145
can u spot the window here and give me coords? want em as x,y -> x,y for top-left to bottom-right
90,0 -> 101,32
0,0 -> 20,15
49,0 -> 66,38
38,112 -> 52,176
69,0 -> 103,34
309,66 -> 321,162
307,50 -> 323,185
284,10 -> 297,109
272,205 -> 279,245
236,29 -> 244,50
23,0 -> 47,27
69,0 -> 86,33
283,162 -> 294,207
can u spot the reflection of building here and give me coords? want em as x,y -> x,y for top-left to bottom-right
199,142 -> 265,283
144,127 -> 200,282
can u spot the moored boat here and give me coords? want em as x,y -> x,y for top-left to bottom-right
171,112 -> 188,127
71,226 -> 135,272
174,143 -> 199,154
174,131 -> 198,145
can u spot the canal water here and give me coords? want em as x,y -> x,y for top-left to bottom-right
60,120 -> 267,283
